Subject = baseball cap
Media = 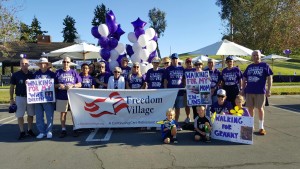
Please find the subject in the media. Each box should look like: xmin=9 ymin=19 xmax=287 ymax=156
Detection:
xmin=217 ymin=89 xmax=226 ymax=96
xmin=194 ymin=59 xmax=203 ymax=65
xmin=9 ymin=104 xmax=17 ymax=113
xmin=208 ymin=58 xmax=214 ymax=63
xmin=151 ymin=57 xmax=161 ymax=63
xmin=226 ymin=56 xmax=234 ymax=61
xmin=170 ymin=53 xmax=179 ymax=59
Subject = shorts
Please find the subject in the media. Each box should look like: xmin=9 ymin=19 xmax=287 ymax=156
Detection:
xmin=15 ymin=96 xmax=35 ymax=118
xmin=56 ymin=99 xmax=69 ymax=112
xmin=246 ymin=94 xmax=265 ymax=109
xmin=174 ymin=96 xmax=184 ymax=109
xmin=163 ymin=130 xmax=172 ymax=140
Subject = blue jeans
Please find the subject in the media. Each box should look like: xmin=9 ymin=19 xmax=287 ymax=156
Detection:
xmin=35 ymin=103 xmax=54 ymax=134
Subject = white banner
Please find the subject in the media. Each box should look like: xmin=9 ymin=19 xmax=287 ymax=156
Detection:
xmin=185 ymin=71 xmax=212 ymax=106
xmin=68 ymin=88 xmax=179 ymax=129
xmin=211 ymin=114 xmax=254 ymax=144
xmin=26 ymin=79 xmax=56 ymax=104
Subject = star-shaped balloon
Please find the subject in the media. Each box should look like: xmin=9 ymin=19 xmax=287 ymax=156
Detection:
xmin=131 ymin=17 xmax=147 ymax=29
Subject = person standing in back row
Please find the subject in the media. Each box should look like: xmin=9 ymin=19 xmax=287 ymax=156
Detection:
xmin=241 ymin=50 xmax=273 ymax=135
xmin=10 ymin=58 xmax=36 ymax=140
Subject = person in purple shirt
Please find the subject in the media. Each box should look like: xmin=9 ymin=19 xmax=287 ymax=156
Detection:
xmin=54 ymin=56 xmax=82 ymax=138
xmin=126 ymin=62 xmax=146 ymax=89
xmin=229 ymin=95 xmax=250 ymax=117
xmin=164 ymin=53 xmax=185 ymax=131
xmin=80 ymin=63 xmax=95 ymax=89
xmin=242 ymin=50 xmax=273 ymax=135
xmin=33 ymin=58 xmax=56 ymax=139
xmin=210 ymin=89 xmax=233 ymax=115
xmin=183 ymin=57 xmax=196 ymax=123
xmin=221 ymin=56 xmax=243 ymax=107
xmin=95 ymin=62 xmax=111 ymax=89
xmin=120 ymin=57 xmax=131 ymax=80
xmin=145 ymin=57 xmax=164 ymax=89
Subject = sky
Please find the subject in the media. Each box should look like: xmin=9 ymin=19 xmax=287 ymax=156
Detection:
xmin=15 ymin=0 xmax=224 ymax=58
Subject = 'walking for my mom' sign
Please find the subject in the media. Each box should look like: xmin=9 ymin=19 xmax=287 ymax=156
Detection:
xmin=185 ymin=71 xmax=211 ymax=106
xmin=26 ymin=79 xmax=56 ymax=104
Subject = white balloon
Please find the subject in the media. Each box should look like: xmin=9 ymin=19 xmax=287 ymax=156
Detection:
xmin=128 ymin=32 xmax=137 ymax=43
xmin=110 ymin=49 xmax=119 ymax=61
xmin=145 ymin=28 xmax=155 ymax=40
xmin=98 ymin=24 xmax=109 ymax=37
xmin=139 ymin=48 xmax=150 ymax=61
xmin=115 ymin=43 xmax=125 ymax=54
xmin=140 ymin=63 xmax=147 ymax=75
xmin=109 ymin=60 xmax=119 ymax=72
xmin=137 ymin=34 xmax=149 ymax=47
xmin=132 ymin=42 xmax=142 ymax=53
xmin=131 ymin=53 xmax=140 ymax=63
xmin=146 ymin=40 xmax=157 ymax=53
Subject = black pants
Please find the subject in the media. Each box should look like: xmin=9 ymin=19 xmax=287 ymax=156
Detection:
xmin=223 ymin=85 xmax=239 ymax=107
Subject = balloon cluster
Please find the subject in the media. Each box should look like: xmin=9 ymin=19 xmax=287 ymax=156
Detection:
xmin=126 ymin=17 xmax=158 ymax=74
xmin=91 ymin=10 xmax=126 ymax=71
xmin=20 ymin=54 xmax=27 ymax=58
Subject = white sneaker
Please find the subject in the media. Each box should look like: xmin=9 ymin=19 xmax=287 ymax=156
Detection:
xmin=46 ymin=132 xmax=53 ymax=139
xmin=184 ymin=117 xmax=191 ymax=123
xmin=36 ymin=133 xmax=45 ymax=139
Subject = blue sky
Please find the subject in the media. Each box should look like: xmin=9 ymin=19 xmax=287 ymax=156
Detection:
xmin=16 ymin=0 xmax=224 ymax=57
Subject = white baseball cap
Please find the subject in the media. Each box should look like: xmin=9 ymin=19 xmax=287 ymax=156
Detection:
xmin=217 ymin=89 xmax=226 ymax=96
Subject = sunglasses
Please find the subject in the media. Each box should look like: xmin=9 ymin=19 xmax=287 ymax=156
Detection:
xmin=164 ymin=62 xmax=169 ymax=65
xmin=63 ymin=61 xmax=70 ymax=63
xmin=114 ymin=71 xmax=120 ymax=73
xmin=133 ymin=66 xmax=139 ymax=68
xmin=217 ymin=95 xmax=225 ymax=98
xmin=123 ymin=60 xmax=129 ymax=62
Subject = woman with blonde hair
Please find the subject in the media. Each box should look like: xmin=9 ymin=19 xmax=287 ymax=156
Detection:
xmin=126 ymin=62 xmax=146 ymax=89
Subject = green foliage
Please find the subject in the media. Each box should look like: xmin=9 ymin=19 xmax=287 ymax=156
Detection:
xmin=91 ymin=4 xmax=109 ymax=26
xmin=29 ymin=16 xmax=48 ymax=42
xmin=148 ymin=8 xmax=167 ymax=58
xmin=20 ymin=22 xmax=31 ymax=41
xmin=62 ymin=15 xmax=78 ymax=43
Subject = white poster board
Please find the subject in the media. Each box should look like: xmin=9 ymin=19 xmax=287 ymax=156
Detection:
xmin=26 ymin=79 xmax=56 ymax=104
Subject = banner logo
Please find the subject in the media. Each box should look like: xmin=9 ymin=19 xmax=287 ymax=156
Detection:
xmin=84 ymin=92 xmax=128 ymax=118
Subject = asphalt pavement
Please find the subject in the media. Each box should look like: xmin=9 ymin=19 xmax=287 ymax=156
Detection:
xmin=0 ymin=95 xmax=300 ymax=169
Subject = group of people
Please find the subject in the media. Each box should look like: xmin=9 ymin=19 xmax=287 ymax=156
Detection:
xmin=9 ymin=50 xmax=272 ymax=142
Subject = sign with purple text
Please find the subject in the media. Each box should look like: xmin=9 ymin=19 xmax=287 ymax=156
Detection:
xmin=26 ymin=79 xmax=56 ymax=104
xmin=185 ymin=71 xmax=211 ymax=106
xmin=211 ymin=114 xmax=254 ymax=144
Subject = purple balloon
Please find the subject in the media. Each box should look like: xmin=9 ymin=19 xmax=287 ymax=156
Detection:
xmin=134 ymin=27 xmax=145 ymax=38
xmin=126 ymin=44 xmax=134 ymax=56
xmin=98 ymin=36 xmax=109 ymax=49
xmin=91 ymin=26 xmax=101 ymax=39
xmin=111 ymin=24 xmax=125 ymax=41
xmin=147 ymin=51 xmax=157 ymax=63
xmin=152 ymin=32 xmax=158 ymax=41
xmin=284 ymin=49 xmax=291 ymax=55
xmin=108 ymin=37 xmax=118 ymax=49
xmin=131 ymin=17 xmax=147 ymax=29
xmin=100 ymin=49 xmax=111 ymax=61
xmin=117 ymin=54 xmax=127 ymax=66
xmin=106 ymin=11 xmax=118 ymax=34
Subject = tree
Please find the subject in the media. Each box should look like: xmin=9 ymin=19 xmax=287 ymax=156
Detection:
xmin=20 ymin=22 xmax=31 ymax=41
xmin=29 ymin=16 xmax=48 ymax=42
xmin=216 ymin=0 xmax=300 ymax=55
xmin=62 ymin=15 xmax=78 ymax=43
xmin=91 ymin=3 xmax=109 ymax=26
xmin=148 ymin=8 xmax=167 ymax=58
xmin=0 ymin=0 xmax=20 ymax=57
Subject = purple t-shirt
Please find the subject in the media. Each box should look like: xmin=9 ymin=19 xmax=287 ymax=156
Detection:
xmin=145 ymin=68 xmax=164 ymax=89
xmin=204 ymin=67 xmax=221 ymax=89
xmin=210 ymin=100 xmax=233 ymax=114
xmin=127 ymin=73 xmax=145 ymax=89
xmin=164 ymin=65 xmax=185 ymax=96
xmin=121 ymin=66 xmax=131 ymax=80
xmin=96 ymin=72 xmax=111 ymax=89
xmin=221 ymin=67 xmax=242 ymax=86
xmin=184 ymin=68 xmax=196 ymax=74
xmin=55 ymin=69 xmax=82 ymax=100
xmin=243 ymin=62 xmax=273 ymax=94
xmin=34 ymin=70 xmax=56 ymax=79
xmin=79 ymin=73 xmax=95 ymax=88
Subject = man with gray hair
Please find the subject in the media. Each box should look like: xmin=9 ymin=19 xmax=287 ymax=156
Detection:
xmin=241 ymin=50 xmax=273 ymax=135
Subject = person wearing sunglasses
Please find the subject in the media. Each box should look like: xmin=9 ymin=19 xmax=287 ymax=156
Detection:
xmin=95 ymin=62 xmax=111 ymax=89
xmin=79 ymin=63 xmax=95 ymax=89
xmin=210 ymin=89 xmax=233 ymax=115
xmin=164 ymin=53 xmax=185 ymax=131
xmin=162 ymin=57 xmax=171 ymax=69
xmin=221 ymin=56 xmax=243 ymax=107
xmin=55 ymin=56 xmax=82 ymax=138
xmin=126 ymin=62 xmax=146 ymax=89
xmin=120 ymin=57 xmax=131 ymax=80
xmin=183 ymin=58 xmax=196 ymax=124
xmin=145 ymin=57 xmax=164 ymax=89
xmin=107 ymin=67 xmax=125 ymax=89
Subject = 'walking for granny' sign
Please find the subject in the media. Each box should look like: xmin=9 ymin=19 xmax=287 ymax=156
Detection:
xmin=185 ymin=71 xmax=212 ymax=106
xmin=26 ymin=79 xmax=56 ymax=104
